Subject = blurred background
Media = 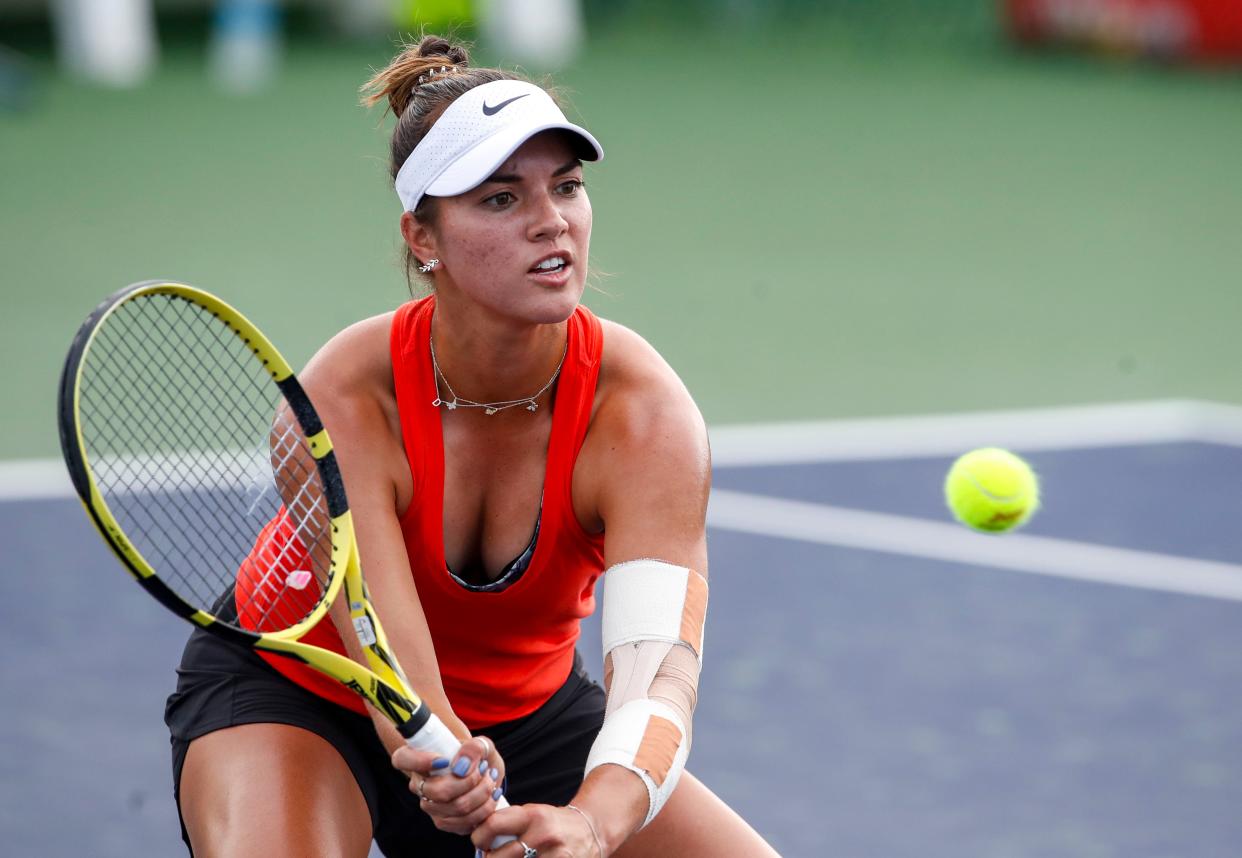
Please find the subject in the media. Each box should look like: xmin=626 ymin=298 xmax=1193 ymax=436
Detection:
xmin=3 ymin=2 xmax=1241 ymax=857
xmin=2 ymin=0 xmax=1241 ymax=455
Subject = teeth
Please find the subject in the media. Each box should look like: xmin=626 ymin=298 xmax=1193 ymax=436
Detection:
xmin=536 ymin=257 xmax=565 ymax=270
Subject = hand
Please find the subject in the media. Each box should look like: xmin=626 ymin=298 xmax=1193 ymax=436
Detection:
xmin=392 ymin=735 xmax=506 ymax=835
xmin=472 ymin=804 xmax=605 ymax=858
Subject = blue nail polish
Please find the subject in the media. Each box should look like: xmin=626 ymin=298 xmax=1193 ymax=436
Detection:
xmin=475 ymin=850 xmax=484 ymax=858
xmin=479 ymin=759 xmax=489 ymax=774
xmin=431 ymin=757 xmax=451 ymax=771
xmin=489 ymin=767 xmax=499 ymax=781
xmin=492 ymin=787 xmax=503 ymax=801
xmin=452 ymin=757 xmax=472 ymax=777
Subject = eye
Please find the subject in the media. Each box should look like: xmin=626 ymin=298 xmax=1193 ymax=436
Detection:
xmin=483 ymin=191 xmax=516 ymax=208
xmin=556 ymin=179 xmax=584 ymax=196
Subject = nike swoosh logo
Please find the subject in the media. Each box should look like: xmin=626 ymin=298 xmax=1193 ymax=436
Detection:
xmin=482 ymin=94 xmax=529 ymax=116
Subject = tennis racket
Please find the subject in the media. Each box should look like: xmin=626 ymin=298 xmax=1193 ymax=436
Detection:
xmin=58 ymin=280 xmax=512 ymax=844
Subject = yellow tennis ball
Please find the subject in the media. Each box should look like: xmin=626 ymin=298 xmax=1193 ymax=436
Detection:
xmin=944 ymin=447 xmax=1040 ymax=533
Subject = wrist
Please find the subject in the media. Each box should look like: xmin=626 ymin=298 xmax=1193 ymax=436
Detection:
xmin=571 ymin=766 xmax=649 ymax=854
xmin=565 ymin=804 xmax=606 ymax=858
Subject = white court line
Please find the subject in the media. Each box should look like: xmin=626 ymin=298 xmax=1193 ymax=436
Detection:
xmin=11 ymin=399 xmax=1242 ymax=499
xmin=1 ymin=458 xmax=73 ymax=500
xmin=10 ymin=399 xmax=1242 ymax=602
xmin=709 ymin=399 xmax=1242 ymax=465
xmin=708 ymin=489 xmax=1242 ymax=604
xmin=0 ymin=449 xmax=267 ymax=502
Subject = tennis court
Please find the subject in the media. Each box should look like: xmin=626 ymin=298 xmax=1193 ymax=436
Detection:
xmin=3 ymin=3 xmax=1241 ymax=856
xmin=4 ymin=402 xmax=1242 ymax=856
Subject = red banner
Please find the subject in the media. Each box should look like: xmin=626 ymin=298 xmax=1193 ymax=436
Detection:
xmin=1003 ymin=0 xmax=1242 ymax=61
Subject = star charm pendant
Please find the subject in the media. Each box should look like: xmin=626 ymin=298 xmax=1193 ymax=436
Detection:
xmin=484 ymin=407 xmax=499 ymax=415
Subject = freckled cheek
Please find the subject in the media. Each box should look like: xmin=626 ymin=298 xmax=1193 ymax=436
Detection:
xmin=455 ymin=229 xmax=505 ymax=273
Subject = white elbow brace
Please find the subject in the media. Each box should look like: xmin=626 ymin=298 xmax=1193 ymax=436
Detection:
xmin=585 ymin=559 xmax=708 ymax=828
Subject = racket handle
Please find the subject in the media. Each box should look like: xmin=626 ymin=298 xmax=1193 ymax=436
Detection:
xmin=406 ymin=712 xmax=516 ymax=848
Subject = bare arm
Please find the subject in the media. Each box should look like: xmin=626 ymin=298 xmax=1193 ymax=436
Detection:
xmin=576 ymin=347 xmax=711 ymax=854
xmin=473 ymin=326 xmax=712 ymax=856
xmin=302 ymin=321 xmax=504 ymax=836
xmin=300 ymin=318 xmax=471 ymax=752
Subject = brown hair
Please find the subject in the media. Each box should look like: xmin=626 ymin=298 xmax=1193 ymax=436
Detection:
xmin=361 ymin=35 xmax=527 ymax=288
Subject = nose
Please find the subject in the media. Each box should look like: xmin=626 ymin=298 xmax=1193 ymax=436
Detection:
xmin=527 ymin=189 xmax=569 ymax=243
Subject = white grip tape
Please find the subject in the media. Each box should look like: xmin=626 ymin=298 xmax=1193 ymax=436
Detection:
xmin=405 ymin=713 xmax=514 ymax=846
xmin=601 ymin=560 xmax=707 ymax=660
xmin=584 ymin=698 xmax=689 ymax=828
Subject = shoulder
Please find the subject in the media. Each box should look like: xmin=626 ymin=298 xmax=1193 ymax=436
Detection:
xmin=580 ymin=317 xmax=710 ymax=565
xmin=299 ymin=311 xmax=400 ymax=444
xmin=590 ymin=317 xmax=710 ymax=487
xmin=301 ymin=311 xmax=394 ymax=399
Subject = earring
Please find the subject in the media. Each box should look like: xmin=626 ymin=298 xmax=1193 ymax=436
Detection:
xmin=418 ymin=258 xmax=440 ymax=274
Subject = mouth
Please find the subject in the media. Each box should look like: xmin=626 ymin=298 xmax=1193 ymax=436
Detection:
xmin=529 ymin=253 xmax=570 ymax=275
xmin=528 ymin=252 xmax=573 ymax=285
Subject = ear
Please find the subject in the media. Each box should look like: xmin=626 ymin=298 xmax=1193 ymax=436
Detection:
xmin=400 ymin=211 xmax=438 ymax=265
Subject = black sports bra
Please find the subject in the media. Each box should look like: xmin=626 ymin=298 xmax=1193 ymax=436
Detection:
xmin=446 ymin=504 xmax=541 ymax=594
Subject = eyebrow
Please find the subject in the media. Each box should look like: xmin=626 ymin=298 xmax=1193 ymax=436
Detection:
xmin=480 ymin=159 xmax=582 ymax=186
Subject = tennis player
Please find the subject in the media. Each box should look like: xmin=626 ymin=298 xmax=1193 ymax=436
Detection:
xmin=165 ymin=35 xmax=777 ymax=858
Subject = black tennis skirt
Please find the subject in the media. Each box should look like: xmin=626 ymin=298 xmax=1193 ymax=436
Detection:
xmin=166 ymin=628 xmax=606 ymax=856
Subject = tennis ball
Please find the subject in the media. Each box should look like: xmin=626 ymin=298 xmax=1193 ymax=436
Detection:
xmin=944 ymin=448 xmax=1040 ymax=533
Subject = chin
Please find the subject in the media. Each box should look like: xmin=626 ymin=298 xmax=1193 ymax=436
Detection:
xmin=527 ymin=299 xmax=580 ymax=325
xmin=526 ymin=282 xmax=586 ymax=324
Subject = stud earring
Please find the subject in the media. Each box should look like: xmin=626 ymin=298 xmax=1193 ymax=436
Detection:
xmin=418 ymin=258 xmax=440 ymax=274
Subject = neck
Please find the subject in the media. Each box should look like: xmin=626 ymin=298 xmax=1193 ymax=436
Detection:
xmin=429 ymin=297 xmax=569 ymax=410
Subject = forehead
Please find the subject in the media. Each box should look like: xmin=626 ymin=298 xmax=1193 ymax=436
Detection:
xmin=494 ymin=130 xmax=583 ymax=175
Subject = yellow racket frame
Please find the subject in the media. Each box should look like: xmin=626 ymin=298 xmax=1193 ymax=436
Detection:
xmin=60 ymin=281 xmax=425 ymax=730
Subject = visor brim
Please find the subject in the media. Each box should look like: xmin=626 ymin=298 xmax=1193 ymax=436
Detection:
xmin=425 ymin=123 xmax=604 ymax=199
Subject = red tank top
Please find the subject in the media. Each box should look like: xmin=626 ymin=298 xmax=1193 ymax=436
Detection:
xmin=244 ymin=297 xmax=606 ymax=728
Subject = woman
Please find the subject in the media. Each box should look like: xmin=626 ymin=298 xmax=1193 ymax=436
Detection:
xmin=166 ymin=35 xmax=777 ymax=858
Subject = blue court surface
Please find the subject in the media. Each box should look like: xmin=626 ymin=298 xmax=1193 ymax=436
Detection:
xmin=3 ymin=401 xmax=1240 ymax=857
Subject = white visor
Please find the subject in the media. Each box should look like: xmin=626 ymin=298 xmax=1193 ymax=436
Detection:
xmin=394 ymin=79 xmax=604 ymax=213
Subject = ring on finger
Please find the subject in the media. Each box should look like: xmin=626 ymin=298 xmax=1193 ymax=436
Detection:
xmin=477 ymin=735 xmax=492 ymax=761
xmin=416 ymin=777 xmax=432 ymax=803
xmin=520 ymin=842 xmax=538 ymax=858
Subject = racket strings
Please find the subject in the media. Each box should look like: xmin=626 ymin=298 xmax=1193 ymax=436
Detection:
xmin=91 ymin=313 xmax=268 ymax=534
xmin=78 ymin=294 xmax=335 ymax=629
xmin=243 ymin=414 xmax=336 ymax=631
xmin=82 ymin=321 xmax=262 ymax=605
xmin=88 ymin=314 xmax=262 ymax=487
xmin=85 ymin=355 xmax=255 ymax=551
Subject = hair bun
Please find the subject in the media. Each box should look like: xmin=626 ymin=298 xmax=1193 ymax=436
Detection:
xmin=415 ymin=35 xmax=469 ymax=67
xmin=360 ymin=34 xmax=472 ymax=118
